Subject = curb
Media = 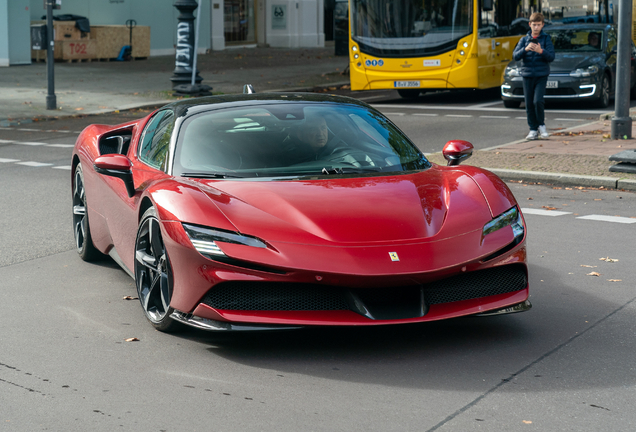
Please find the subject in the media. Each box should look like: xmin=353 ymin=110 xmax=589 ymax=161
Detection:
xmin=486 ymin=168 xmax=636 ymax=191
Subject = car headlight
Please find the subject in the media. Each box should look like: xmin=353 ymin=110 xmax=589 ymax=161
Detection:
xmin=504 ymin=66 xmax=520 ymax=77
xmin=569 ymin=65 xmax=599 ymax=77
xmin=483 ymin=207 xmax=524 ymax=241
xmin=183 ymin=223 xmax=267 ymax=259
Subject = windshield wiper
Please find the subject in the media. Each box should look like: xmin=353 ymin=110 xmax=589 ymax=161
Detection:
xmin=181 ymin=172 xmax=244 ymax=179
xmin=339 ymin=167 xmax=383 ymax=173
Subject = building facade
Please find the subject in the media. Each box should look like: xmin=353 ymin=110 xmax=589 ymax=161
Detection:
xmin=0 ymin=0 xmax=325 ymax=66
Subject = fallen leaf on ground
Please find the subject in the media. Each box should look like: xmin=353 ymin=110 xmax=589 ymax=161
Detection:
xmin=581 ymin=265 xmax=597 ymax=268
xmin=542 ymin=206 xmax=558 ymax=210
xmin=523 ymin=420 xmax=533 ymax=424
xmin=123 ymin=296 xmax=138 ymax=300
xmin=600 ymin=257 xmax=619 ymax=262
xmin=125 ymin=337 xmax=140 ymax=342
xmin=607 ymin=279 xmax=622 ymax=282
xmin=587 ymin=272 xmax=601 ymax=277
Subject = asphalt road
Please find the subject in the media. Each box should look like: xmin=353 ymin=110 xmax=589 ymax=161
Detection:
xmin=1 ymin=97 xmax=635 ymax=431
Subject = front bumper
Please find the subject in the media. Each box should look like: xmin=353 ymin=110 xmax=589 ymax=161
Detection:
xmin=501 ymin=74 xmax=601 ymax=101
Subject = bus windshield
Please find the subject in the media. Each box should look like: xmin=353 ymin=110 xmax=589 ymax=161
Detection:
xmin=351 ymin=0 xmax=472 ymax=58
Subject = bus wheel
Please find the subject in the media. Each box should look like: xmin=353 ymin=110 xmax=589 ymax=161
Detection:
xmin=503 ymin=100 xmax=521 ymax=108
xmin=397 ymin=89 xmax=421 ymax=98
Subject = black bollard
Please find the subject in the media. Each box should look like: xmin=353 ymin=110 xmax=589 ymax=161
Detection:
xmin=170 ymin=0 xmax=204 ymax=91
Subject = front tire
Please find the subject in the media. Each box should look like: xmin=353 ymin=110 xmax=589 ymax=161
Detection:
xmin=134 ymin=207 xmax=180 ymax=332
xmin=72 ymin=163 xmax=103 ymax=261
xmin=596 ymin=74 xmax=610 ymax=108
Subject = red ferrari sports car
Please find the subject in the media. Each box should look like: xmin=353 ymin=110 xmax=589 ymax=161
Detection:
xmin=72 ymin=92 xmax=530 ymax=332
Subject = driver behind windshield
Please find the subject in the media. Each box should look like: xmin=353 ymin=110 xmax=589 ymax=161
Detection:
xmin=588 ymin=32 xmax=600 ymax=49
xmin=283 ymin=114 xmax=343 ymax=164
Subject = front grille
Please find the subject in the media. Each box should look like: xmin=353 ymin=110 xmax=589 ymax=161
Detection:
xmin=202 ymin=264 xmax=527 ymax=318
xmin=546 ymin=88 xmax=576 ymax=96
xmin=424 ymin=265 xmax=527 ymax=304
xmin=203 ymin=282 xmax=349 ymax=311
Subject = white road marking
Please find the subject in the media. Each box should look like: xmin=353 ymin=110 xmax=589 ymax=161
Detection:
xmin=554 ymin=118 xmax=585 ymax=122
xmin=521 ymin=208 xmax=573 ymax=216
xmin=468 ymin=101 xmax=503 ymax=108
xmin=480 ymin=115 xmax=510 ymax=119
xmin=446 ymin=114 xmax=472 ymax=118
xmin=413 ymin=113 xmax=439 ymax=116
xmin=1 ymin=140 xmax=75 ymax=148
xmin=53 ymin=166 xmax=72 ymax=170
xmin=576 ymin=215 xmax=636 ymax=224
xmin=357 ymin=95 xmax=388 ymax=101
xmin=16 ymin=161 xmax=54 ymax=167
xmin=384 ymin=112 xmax=406 ymax=116
xmin=0 ymin=158 xmax=20 ymax=163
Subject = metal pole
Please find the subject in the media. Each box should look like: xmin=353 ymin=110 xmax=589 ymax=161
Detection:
xmin=45 ymin=0 xmax=57 ymax=110
xmin=191 ymin=3 xmax=201 ymax=86
xmin=611 ymin=0 xmax=632 ymax=139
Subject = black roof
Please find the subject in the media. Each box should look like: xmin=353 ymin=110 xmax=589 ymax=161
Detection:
xmin=163 ymin=92 xmax=372 ymax=118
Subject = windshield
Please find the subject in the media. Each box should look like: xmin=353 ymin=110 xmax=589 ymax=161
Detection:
xmin=546 ymin=29 xmax=604 ymax=52
xmin=173 ymin=103 xmax=430 ymax=179
xmin=351 ymin=0 xmax=472 ymax=57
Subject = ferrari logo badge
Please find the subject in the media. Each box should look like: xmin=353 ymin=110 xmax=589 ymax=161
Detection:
xmin=389 ymin=252 xmax=400 ymax=262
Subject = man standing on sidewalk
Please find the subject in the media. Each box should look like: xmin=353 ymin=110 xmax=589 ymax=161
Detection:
xmin=513 ymin=13 xmax=555 ymax=140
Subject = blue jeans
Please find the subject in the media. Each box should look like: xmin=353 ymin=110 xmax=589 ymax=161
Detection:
xmin=522 ymin=76 xmax=548 ymax=131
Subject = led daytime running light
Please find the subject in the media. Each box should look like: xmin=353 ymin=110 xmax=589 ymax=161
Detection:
xmin=183 ymin=223 xmax=267 ymax=258
xmin=483 ymin=207 xmax=523 ymax=238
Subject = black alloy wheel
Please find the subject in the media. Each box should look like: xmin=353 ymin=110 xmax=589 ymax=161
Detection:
xmin=72 ymin=163 xmax=102 ymax=261
xmin=596 ymin=74 xmax=610 ymax=108
xmin=134 ymin=207 xmax=179 ymax=332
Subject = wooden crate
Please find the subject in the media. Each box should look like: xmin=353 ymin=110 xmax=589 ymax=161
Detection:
xmin=53 ymin=21 xmax=90 ymax=41
xmin=91 ymin=25 xmax=150 ymax=59
xmin=55 ymin=40 xmax=96 ymax=60
xmin=31 ymin=40 xmax=97 ymax=62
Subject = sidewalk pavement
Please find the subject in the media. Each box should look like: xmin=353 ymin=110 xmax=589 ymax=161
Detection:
xmin=1 ymin=45 xmax=635 ymax=191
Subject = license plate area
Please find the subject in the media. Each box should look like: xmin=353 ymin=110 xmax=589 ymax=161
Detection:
xmin=546 ymin=81 xmax=558 ymax=88
xmin=394 ymin=81 xmax=420 ymax=88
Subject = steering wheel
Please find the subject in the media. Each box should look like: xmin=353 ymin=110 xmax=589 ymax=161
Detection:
xmin=327 ymin=147 xmax=382 ymax=168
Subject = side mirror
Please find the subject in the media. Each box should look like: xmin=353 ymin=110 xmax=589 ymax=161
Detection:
xmin=483 ymin=0 xmax=493 ymax=11
xmin=94 ymin=154 xmax=136 ymax=198
xmin=442 ymin=140 xmax=474 ymax=166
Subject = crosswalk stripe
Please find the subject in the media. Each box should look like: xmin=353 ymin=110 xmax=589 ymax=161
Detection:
xmin=576 ymin=215 xmax=636 ymax=224
xmin=16 ymin=161 xmax=54 ymax=167
xmin=521 ymin=208 xmax=573 ymax=216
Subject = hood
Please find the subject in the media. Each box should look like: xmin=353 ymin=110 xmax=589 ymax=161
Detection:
xmin=549 ymin=52 xmax=604 ymax=73
xmin=193 ymin=166 xmax=491 ymax=245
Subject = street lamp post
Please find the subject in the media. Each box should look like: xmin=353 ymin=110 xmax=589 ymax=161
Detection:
xmin=611 ymin=0 xmax=633 ymax=139
xmin=170 ymin=0 xmax=204 ymax=92
xmin=45 ymin=0 xmax=57 ymax=110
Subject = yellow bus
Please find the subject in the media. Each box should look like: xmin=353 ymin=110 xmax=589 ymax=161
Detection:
xmin=348 ymin=0 xmax=538 ymax=97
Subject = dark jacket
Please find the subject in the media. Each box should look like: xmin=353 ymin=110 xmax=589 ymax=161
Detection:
xmin=513 ymin=30 xmax=555 ymax=77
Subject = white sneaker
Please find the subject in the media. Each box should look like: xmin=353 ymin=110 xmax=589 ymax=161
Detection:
xmin=538 ymin=125 xmax=549 ymax=138
xmin=526 ymin=130 xmax=538 ymax=140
